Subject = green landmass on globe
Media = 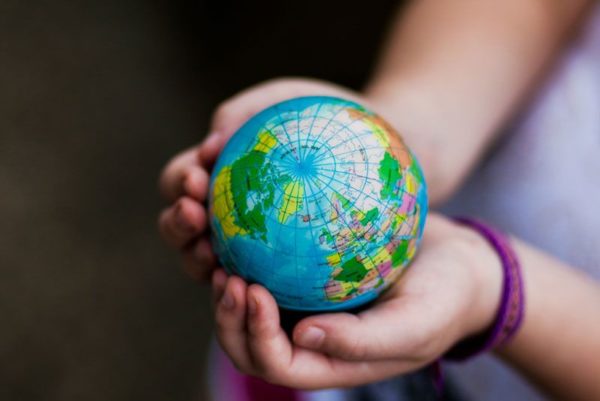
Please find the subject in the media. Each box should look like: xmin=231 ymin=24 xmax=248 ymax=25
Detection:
xmin=209 ymin=96 xmax=428 ymax=311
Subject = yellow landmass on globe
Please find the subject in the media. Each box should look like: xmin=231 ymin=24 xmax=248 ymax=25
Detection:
xmin=406 ymin=173 xmax=417 ymax=195
xmin=212 ymin=166 xmax=248 ymax=238
xmin=363 ymin=246 xmax=391 ymax=269
xmin=326 ymin=252 xmax=341 ymax=266
xmin=278 ymin=179 xmax=304 ymax=223
xmin=253 ymin=130 xmax=277 ymax=153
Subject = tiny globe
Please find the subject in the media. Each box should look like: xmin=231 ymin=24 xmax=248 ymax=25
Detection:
xmin=209 ymin=96 xmax=428 ymax=311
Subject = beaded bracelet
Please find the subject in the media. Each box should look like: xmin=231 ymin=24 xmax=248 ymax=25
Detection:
xmin=444 ymin=217 xmax=526 ymax=361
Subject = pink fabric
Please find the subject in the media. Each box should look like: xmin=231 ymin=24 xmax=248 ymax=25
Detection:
xmin=245 ymin=375 xmax=300 ymax=401
xmin=213 ymin=343 xmax=301 ymax=401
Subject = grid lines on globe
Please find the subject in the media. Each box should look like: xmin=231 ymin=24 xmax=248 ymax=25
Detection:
xmin=210 ymin=97 xmax=426 ymax=310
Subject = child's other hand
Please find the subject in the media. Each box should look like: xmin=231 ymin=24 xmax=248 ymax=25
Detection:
xmin=212 ymin=214 xmax=503 ymax=389
xmin=157 ymin=78 xmax=366 ymax=282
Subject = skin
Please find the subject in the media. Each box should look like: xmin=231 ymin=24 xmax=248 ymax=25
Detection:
xmin=157 ymin=0 xmax=600 ymax=398
xmin=209 ymin=215 xmax=504 ymax=390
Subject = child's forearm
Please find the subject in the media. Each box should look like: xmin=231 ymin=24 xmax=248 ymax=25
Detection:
xmin=494 ymin=241 xmax=600 ymax=401
xmin=363 ymin=0 xmax=591 ymax=204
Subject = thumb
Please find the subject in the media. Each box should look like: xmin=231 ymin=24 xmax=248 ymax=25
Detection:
xmin=292 ymin=299 xmax=435 ymax=362
xmin=293 ymin=313 xmax=374 ymax=360
xmin=208 ymin=78 xmax=364 ymax=142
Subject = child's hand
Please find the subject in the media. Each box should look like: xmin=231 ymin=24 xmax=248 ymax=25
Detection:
xmin=212 ymin=214 xmax=503 ymax=390
xmin=158 ymin=78 xmax=367 ymax=281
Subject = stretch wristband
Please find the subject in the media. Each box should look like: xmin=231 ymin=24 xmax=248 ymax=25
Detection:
xmin=444 ymin=217 xmax=525 ymax=361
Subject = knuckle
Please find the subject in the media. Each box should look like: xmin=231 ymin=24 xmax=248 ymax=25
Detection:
xmin=248 ymin=349 xmax=288 ymax=385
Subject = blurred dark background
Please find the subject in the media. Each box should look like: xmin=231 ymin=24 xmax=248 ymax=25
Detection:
xmin=0 ymin=1 xmax=400 ymax=399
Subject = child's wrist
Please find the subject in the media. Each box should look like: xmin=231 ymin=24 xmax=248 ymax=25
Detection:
xmin=451 ymin=221 xmax=504 ymax=342
xmin=446 ymin=218 xmax=525 ymax=361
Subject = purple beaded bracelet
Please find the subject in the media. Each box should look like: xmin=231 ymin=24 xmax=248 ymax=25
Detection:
xmin=444 ymin=217 xmax=526 ymax=361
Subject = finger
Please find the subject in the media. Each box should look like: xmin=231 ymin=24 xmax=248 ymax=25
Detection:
xmin=285 ymin=353 xmax=415 ymax=390
xmin=158 ymin=197 xmax=206 ymax=249
xmin=293 ymin=296 xmax=434 ymax=362
xmin=245 ymin=285 xmax=294 ymax=380
xmin=209 ymin=78 xmax=363 ymax=139
xmin=182 ymin=165 xmax=209 ymax=201
xmin=241 ymin=287 xmax=422 ymax=389
xmin=181 ymin=235 xmax=218 ymax=282
xmin=159 ymin=146 xmax=207 ymax=202
xmin=198 ymin=131 xmax=224 ymax=170
xmin=211 ymin=268 xmax=227 ymax=305
xmin=244 ymin=337 xmax=416 ymax=390
xmin=214 ymin=276 xmax=254 ymax=374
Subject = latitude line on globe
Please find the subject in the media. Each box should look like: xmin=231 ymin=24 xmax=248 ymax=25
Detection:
xmin=312 ymin=144 xmax=393 ymax=167
xmin=263 ymin=117 xmax=302 ymax=165
xmin=301 ymin=102 xmax=343 ymax=160
xmin=305 ymin=115 xmax=373 ymax=218
xmin=313 ymin=168 xmax=405 ymax=237
xmin=310 ymin=112 xmax=386 ymax=165
xmin=301 ymin=102 xmax=356 ymax=161
xmin=309 ymin=161 xmax=384 ymax=168
xmin=314 ymin=130 xmax=389 ymax=219
xmin=301 ymin=102 xmax=351 ymax=156
xmin=310 ymin=161 xmax=408 ymax=256
xmin=311 ymin=138 xmax=382 ymax=166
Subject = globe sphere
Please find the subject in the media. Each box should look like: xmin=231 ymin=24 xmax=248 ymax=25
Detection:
xmin=209 ymin=96 xmax=427 ymax=311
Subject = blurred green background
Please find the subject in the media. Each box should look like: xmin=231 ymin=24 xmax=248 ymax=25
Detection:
xmin=0 ymin=1 xmax=399 ymax=399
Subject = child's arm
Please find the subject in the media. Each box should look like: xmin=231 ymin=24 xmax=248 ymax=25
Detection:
xmin=496 ymin=241 xmax=600 ymax=400
xmin=364 ymin=0 xmax=592 ymax=204
xmin=213 ymin=214 xmax=600 ymax=400
xmin=158 ymin=1 xmax=591 ymax=280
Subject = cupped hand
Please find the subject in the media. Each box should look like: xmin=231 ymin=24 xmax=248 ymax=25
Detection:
xmin=157 ymin=78 xmax=369 ymax=281
xmin=212 ymin=214 xmax=503 ymax=390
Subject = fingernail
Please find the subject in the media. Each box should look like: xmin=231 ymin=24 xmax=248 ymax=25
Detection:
xmin=221 ymin=290 xmax=235 ymax=309
xmin=298 ymin=326 xmax=325 ymax=348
